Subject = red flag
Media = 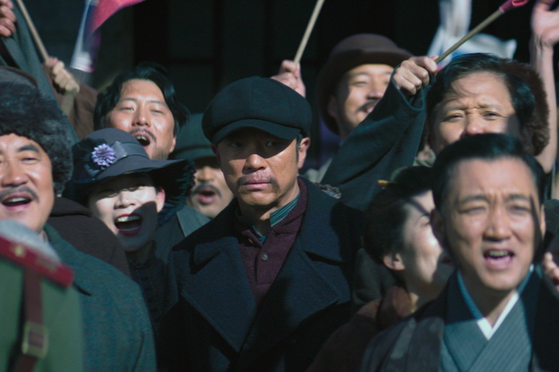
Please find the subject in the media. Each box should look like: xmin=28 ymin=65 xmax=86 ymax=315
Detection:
xmin=90 ymin=0 xmax=145 ymax=33
xmin=71 ymin=0 xmax=145 ymax=72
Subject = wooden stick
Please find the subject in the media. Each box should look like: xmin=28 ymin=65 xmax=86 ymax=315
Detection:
xmin=435 ymin=9 xmax=501 ymax=64
xmin=294 ymin=0 xmax=325 ymax=65
xmin=14 ymin=0 xmax=48 ymax=62
xmin=434 ymin=0 xmax=529 ymax=64
xmin=15 ymin=0 xmax=78 ymax=115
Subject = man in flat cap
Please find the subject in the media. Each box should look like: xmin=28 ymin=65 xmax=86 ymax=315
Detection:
xmin=170 ymin=113 xmax=234 ymax=220
xmin=158 ymin=76 xmax=366 ymax=372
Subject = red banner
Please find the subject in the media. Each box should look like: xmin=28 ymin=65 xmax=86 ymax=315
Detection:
xmin=90 ymin=0 xmax=145 ymax=33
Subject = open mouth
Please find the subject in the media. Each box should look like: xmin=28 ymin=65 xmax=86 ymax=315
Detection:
xmin=483 ymin=250 xmax=514 ymax=268
xmin=364 ymin=104 xmax=376 ymax=114
xmin=360 ymin=100 xmax=380 ymax=115
xmin=134 ymin=134 xmax=151 ymax=147
xmin=196 ymin=187 xmax=218 ymax=204
xmin=115 ymin=214 xmax=143 ymax=236
xmin=2 ymin=194 xmax=32 ymax=207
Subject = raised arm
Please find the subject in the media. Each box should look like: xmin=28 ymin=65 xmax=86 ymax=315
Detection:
xmin=45 ymin=56 xmax=80 ymax=94
xmin=0 ymin=0 xmax=15 ymax=38
xmin=321 ymin=56 xmax=438 ymax=211
xmin=270 ymin=59 xmax=306 ymax=97
xmin=393 ymin=56 xmax=438 ymax=98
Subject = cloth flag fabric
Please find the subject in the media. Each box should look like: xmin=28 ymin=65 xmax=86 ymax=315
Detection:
xmin=71 ymin=0 xmax=145 ymax=72
xmin=89 ymin=0 xmax=145 ymax=33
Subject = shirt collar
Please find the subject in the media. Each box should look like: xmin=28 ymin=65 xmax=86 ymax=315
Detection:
xmin=235 ymin=192 xmax=301 ymax=240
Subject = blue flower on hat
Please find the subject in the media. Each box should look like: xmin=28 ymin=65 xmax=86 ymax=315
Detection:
xmin=91 ymin=144 xmax=116 ymax=169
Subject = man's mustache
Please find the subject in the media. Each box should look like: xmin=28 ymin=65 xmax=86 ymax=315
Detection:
xmin=358 ymin=99 xmax=380 ymax=112
xmin=130 ymin=128 xmax=157 ymax=143
xmin=236 ymin=175 xmax=279 ymax=189
xmin=0 ymin=186 xmax=39 ymax=202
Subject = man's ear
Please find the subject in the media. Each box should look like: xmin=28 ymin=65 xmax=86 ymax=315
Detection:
xmin=297 ymin=137 xmax=311 ymax=169
xmin=155 ymin=187 xmax=166 ymax=213
xmin=383 ymin=251 xmax=405 ymax=272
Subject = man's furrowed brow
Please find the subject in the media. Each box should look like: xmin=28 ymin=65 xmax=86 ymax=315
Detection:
xmin=458 ymin=193 xmax=533 ymax=204
xmin=458 ymin=194 xmax=488 ymax=204
xmin=506 ymin=194 xmax=532 ymax=203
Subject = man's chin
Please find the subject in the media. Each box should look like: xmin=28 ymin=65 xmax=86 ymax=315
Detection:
xmin=198 ymin=205 xmax=221 ymax=219
xmin=150 ymin=148 xmax=171 ymax=160
xmin=0 ymin=215 xmax=44 ymax=234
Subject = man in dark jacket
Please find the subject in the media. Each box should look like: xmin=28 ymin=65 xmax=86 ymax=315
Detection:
xmin=360 ymin=134 xmax=559 ymax=372
xmin=158 ymin=76 xmax=366 ymax=372
xmin=170 ymin=113 xmax=233 ymax=220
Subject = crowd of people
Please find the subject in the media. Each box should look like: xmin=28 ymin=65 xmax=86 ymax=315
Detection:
xmin=2 ymin=0 xmax=559 ymax=371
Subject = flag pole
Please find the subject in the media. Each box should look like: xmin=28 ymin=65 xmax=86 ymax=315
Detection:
xmin=15 ymin=0 xmax=78 ymax=114
xmin=294 ymin=0 xmax=325 ymax=65
xmin=435 ymin=0 xmax=529 ymax=64
xmin=14 ymin=0 xmax=48 ymax=62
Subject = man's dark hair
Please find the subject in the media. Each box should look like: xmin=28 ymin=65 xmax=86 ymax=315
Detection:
xmin=432 ymin=133 xmax=545 ymax=212
xmin=425 ymin=53 xmax=549 ymax=156
xmin=0 ymin=82 xmax=73 ymax=194
xmin=364 ymin=166 xmax=433 ymax=271
xmin=94 ymin=64 xmax=189 ymax=134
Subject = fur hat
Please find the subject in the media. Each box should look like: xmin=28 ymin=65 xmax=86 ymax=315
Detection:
xmin=0 ymin=67 xmax=74 ymax=194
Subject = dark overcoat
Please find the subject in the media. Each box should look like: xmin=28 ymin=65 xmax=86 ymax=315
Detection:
xmin=359 ymin=267 xmax=559 ymax=372
xmin=321 ymin=80 xmax=427 ymax=211
xmin=46 ymin=224 xmax=157 ymax=372
xmin=158 ymin=178 xmax=364 ymax=372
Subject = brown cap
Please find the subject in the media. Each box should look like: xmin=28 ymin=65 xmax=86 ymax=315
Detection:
xmin=317 ymin=34 xmax=412 ymax=135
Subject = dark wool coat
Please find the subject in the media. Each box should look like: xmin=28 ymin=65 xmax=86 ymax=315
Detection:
xmin=46 ymin=224 xmax=157 ymax=372
xmin=359 ymin=267 xmax=559 ymax=372
xmin=321 ymin=79 xmax=427 ymax=211
xmin=48 ymin=196 xmax=131 ymax=277
xmin=158 ymin=178 xmax=364 ymax=372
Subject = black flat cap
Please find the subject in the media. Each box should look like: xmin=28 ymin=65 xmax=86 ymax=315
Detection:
xmin=202 ymin=77 xmax=312 ymax=144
